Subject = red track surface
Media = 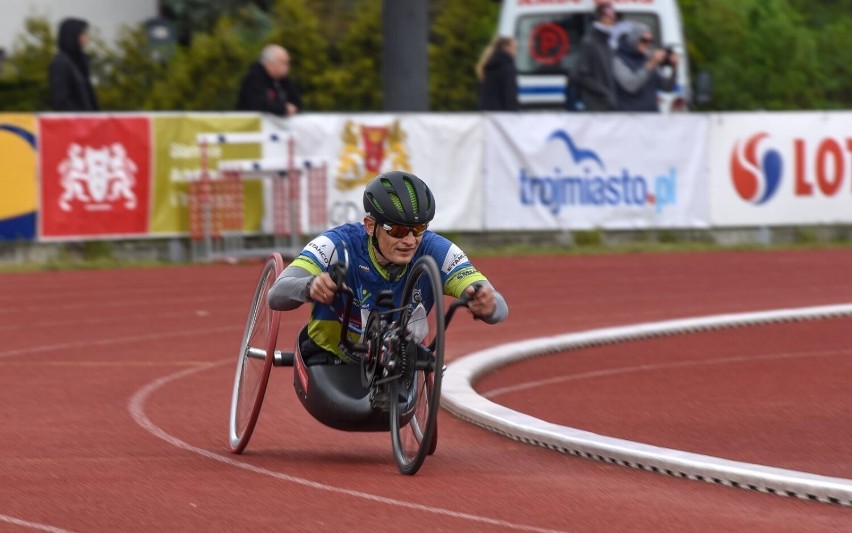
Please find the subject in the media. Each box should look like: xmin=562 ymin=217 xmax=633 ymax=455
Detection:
xmin=2 ymin=249 xmax=851 ymax=532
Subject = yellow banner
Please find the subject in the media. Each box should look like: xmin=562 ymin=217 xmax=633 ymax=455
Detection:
xmin=0 ymin=114 xmax=37 ymax=240
xmin=151 ymin=114 xmax=263 ymax=234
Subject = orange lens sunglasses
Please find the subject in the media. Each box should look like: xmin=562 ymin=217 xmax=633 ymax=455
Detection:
xmin=381 ymin=222 xmax=428 ymax=238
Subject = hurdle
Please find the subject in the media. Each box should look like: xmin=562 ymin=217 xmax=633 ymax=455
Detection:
xmin=190 ymin=131 xmax=328 ymax=262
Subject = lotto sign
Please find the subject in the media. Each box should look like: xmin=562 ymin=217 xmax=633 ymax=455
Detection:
xmin=709 ymin=112 xmax=852 ymax=226
xmin=39 ymin=116 xmax=152 ymax=238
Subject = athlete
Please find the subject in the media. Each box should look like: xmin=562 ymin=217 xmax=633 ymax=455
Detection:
xmin=268 ymin=171 xmax=508 ymax=363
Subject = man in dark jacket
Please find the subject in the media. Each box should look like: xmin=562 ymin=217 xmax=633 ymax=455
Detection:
xmin=571 ymin=2 xmax=617 ymax=111
xmin=613 ymin=22 xmax=678 ymax=112
xmin=235 ymin=44 xmax=302 ymax=117
xmin=48 ymin=18 xmax=99 ymax=111
xmin=477 ymin=37 xmax=519 ymax=111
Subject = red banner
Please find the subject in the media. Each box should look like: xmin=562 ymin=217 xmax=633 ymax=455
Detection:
xmin=39 ymin=116 xmax=151 ymax=238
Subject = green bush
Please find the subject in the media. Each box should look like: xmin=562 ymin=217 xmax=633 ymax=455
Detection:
xmin=2 ymin=1 xmax=849 ymax=112
xmin=2 ymin=17 xmax=54 ymax=110
xmin=429 ymin=0 xmax=498 ymax=111
xmin=266 ymin=0 xmax=334 ymax=111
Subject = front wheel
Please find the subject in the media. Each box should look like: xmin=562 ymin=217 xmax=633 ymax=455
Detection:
xmin=390 ymin=255 xmax=445 ymax=475
xmin=228 ymin=253 xmax=283 ymax=453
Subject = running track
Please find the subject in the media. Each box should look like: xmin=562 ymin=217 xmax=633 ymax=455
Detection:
xmin=1 ymin=249 xmax=851 ymax=532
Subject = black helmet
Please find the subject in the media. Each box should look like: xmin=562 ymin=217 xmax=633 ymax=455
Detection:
xmin=363 ymin=171 xmax=435 ymax=225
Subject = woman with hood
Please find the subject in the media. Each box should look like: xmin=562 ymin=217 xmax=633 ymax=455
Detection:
xmin=612 ymin=22 xmax=678 ymax=112
xmin=49 ymin=18 xmax=99 ymax=111
xmin=476 ymin=36 xmax=519 ymax=111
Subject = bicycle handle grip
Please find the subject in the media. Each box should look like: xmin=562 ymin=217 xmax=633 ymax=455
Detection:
xmin=461 ymin=282 xmax=484 ymax=303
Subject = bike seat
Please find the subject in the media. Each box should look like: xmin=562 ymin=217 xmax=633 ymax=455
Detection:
xmin=292 ymin=327 xmax=390 ymax=432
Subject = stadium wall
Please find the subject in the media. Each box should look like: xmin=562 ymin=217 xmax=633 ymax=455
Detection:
xmin=1 ymin=111 xmax=851 ymax=251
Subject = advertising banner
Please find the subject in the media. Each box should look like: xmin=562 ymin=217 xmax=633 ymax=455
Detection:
xmin=484 ymin=114 xmax=710 ymax=230
xmin=284 ymin=113 xmax=484 ymax=231
xmin=709 ymin=112 xmax=852 ymax=226
xmin=151 ymin=114 xmax=263 ymax=234
xmin=0 ymin=114 xmax=38 ymax=240
xmin=39 ymin=115 xmax=151 ymax=239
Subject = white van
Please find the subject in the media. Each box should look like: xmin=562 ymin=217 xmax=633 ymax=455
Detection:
xmin=497 ymin=0 xmax=691 ymax=111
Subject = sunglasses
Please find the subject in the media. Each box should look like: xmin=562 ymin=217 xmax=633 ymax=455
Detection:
xmin=381 ymin=222 xmax=428 ymax=238
xmin=640 ymin=37 xmax=654 ymax=44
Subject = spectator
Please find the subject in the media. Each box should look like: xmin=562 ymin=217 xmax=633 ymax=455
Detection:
xmin=476 ymin=36 xmax=519 ymax=111
xmin=571 ymin=2 xmax=617 ymax=111
xmin=235 ymin=44 xmax=302 ymax=117
xmin=48 ymin=18 xmax=99 ymax=111
xmin=613 ymin=22 xmax=678 ymax=112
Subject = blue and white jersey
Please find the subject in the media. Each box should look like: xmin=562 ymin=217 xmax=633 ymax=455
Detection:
xmin=289 ymin=223 xmax=487 ymax=360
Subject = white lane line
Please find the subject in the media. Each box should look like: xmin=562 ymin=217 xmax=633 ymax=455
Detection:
xmin=0 ymin=294 xmax=234 ymax=315
xmin=0 ymin=309 xmax=241 ymax=333
xmin=0 ymin=326 xmax=242 ymax=360
xmin=485 ymin=347 xmax=852 ymax=399
xmin=0 ymin=514 xmax=77 ymax=533
xmin=443 ymin=303 xmax=852 ymax=506
xmin=127 ymin=360 xmax=570 ymax=533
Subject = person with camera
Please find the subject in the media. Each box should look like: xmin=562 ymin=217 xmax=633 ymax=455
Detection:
xmin=612 ymin=22 xmax=678 ymax=112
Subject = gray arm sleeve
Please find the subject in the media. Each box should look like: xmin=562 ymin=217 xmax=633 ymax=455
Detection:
xmin=468 ymin=281 xmax=508 ymax=325
xmin=268 ymin=264 xmax=314 ymax=311
xmin=613 ymin=57 xmax=651 ymax=94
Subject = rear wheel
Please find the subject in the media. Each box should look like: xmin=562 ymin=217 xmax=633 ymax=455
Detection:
xmin=390 ymin=255 xmax=445 ymax=475
xmin=228 ymin=254 xmax=283 ymax=453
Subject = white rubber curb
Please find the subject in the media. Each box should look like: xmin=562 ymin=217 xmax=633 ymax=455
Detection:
xmin=442 ymin=304 xmax=852 ymax=506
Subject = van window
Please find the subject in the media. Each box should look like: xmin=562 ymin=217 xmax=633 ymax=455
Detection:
xmin=515 ymin=13 xmax=662 ymax=76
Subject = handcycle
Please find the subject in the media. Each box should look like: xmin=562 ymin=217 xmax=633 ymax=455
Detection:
xmin=227 ymin=241 xmax=476 ymax=475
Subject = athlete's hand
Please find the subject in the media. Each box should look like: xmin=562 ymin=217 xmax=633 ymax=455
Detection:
xmin=465 ymin=284 xmax=495 ymax=320
xmin=309 ymin=273 xmax=337 ymax=305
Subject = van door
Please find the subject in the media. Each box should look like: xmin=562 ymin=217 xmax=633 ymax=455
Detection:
xmin=502 ymin=0 xmax=689 ymax=111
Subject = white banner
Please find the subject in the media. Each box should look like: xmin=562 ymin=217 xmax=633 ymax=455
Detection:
xmin=484 ymin=114 xmax=710 ymax=230
xmin=709 ymin=112 xmax=852 ymax=226
xmin=273 ymin=113 xmax=484 ymax=232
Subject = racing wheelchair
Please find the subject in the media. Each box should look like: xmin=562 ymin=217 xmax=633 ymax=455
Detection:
xmin=227 ymin=242 xmax=476 ymax=475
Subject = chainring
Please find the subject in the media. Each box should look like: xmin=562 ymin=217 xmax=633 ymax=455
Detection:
xmin=360 ymin=309 xmax=383 ymax=388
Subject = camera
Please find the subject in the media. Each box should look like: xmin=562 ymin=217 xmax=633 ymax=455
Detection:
xmin=661 ymin=46 xmax=675 ymax=67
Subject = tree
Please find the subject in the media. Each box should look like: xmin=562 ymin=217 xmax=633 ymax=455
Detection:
xmin=2 ymin=1 xmax=849 ymax=112
xmin=160 ymin=0 xmax=274 ymax=45
xmin=317 ymin=0 xmax=382 ymax=111
xmin=429 ymin=0 xmax=499 ymax=111
xmin=146 ymin=17 xmax=254 ymax=111
xmin=0 ymin=17 xmax=55 ymax=110
xmin=680 ymin=0 xmax=828 ymax=110
xmin=814 ymin=19 xmax=852 ymax=107
xmin=95 ymin=25 xmax=170 ymax=111
xmin=265 ymin=0 xmax=334 ymax=111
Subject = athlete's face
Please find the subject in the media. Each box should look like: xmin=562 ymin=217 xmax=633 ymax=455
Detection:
xmin=364 ymin=217 xmax=423 ymax=266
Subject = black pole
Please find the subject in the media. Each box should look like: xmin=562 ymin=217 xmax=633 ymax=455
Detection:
xmin=382 ymin=0 xmax=429 ymax=111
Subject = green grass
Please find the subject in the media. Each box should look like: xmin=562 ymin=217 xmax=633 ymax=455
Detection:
xmin=0 ymin=257 xmax=178 ymax=273
xmin=464 ymin=237 xmax=852 ymax=258
xmin=2 ymin=233 xmax=851 ymax=273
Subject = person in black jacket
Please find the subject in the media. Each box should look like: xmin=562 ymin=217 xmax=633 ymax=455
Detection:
xmin=235 ymin=44 xmax=302 ymax=117
xmin=48 ymin=18 xmax=99 ymax=111
xmin=476 ymin=36 xmax=519 ymax=111
xmin=613 ymin=22 xmax=678 ymax=112
xmin=571 ymin=2 xmax=617 ymax=111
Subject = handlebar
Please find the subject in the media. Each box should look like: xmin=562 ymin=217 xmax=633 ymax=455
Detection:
xmin=444 ymin=282 xmax=483 ymax=330
xmin=328 ymin=245 xmax=369 ymax=355
xmin=332 ymin=260 xmax=482 ymax=356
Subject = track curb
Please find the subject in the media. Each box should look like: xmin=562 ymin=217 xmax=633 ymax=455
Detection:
xmin=442 ymin=304 xmax=852 ymax=507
